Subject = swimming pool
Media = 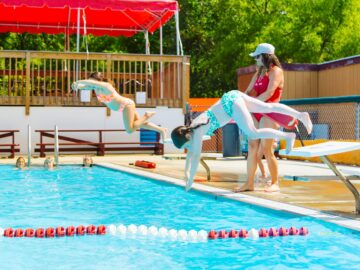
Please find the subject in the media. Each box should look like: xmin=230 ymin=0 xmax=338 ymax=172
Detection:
xmin=0 ymin=164 xmax=359 ymax=269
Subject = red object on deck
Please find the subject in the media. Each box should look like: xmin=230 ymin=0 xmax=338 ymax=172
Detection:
xmin=135 ymin=160 xmax=156 ymax=169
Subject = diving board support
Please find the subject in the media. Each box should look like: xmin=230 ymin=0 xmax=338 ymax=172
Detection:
xmin=280 ymin=141 xmax=360 ymax=214
xmin=319 ymin=155 xmax=360 ymax=214
xmin=199 ymin=158 xmax=211 ymax=181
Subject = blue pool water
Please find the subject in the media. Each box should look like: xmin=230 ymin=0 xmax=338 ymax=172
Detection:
xmin=0 ymin=165 xmax=359 ymax=269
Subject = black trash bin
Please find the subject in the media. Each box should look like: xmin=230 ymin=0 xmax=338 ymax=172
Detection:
xmin=222 ymin=123 xmax=240 ymax=157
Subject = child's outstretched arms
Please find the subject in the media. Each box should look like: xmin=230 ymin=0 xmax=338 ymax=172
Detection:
xmin=184 ymin=128 xmax=205 ymax=191
xmin=71 ymin=79 xmax=112 ymax=92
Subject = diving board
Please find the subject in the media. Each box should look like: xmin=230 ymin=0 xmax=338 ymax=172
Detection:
xmin=279 ymin=141 xmax=360 ymax=158
xmin=279 ymin=141 xmax=360 ymax=214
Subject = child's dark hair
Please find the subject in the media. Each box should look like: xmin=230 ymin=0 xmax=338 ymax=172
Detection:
xmin=171 ymin=119 xmax=209 ymax=149
xmin=89 ymin=72 xmax=115 ymax=86
xmin=257 ymin=54 xmax=282 ymax=77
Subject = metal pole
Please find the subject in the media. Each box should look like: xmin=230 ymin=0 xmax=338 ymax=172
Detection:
xmin=54 ymin=125 xmax=59 ymax=165
xmin=27 ymin=124 xmax=31 ymax=167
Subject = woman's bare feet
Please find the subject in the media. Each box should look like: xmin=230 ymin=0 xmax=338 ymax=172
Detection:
xmin=233 ymin=183 xmax=254 ymax=192
xmin=264 ymin=183 xmax=280 ymax=192
xmin=285 ymin=133 xmax=296 ymax=154
xmin=144 ymin=111 xmax=156 ymax=119
xmin=299 ymin=112 xmax=313 ymax=134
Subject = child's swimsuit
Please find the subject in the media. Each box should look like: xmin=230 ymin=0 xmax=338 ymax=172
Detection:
xmin=204 ymin=90 xmax=241 ymax=136
xmin=205 ymin=110 xmax=220 ymax=136
xmin=97 ymin=93 xmax=135 ymax=112
xmin=221 ymin=90 xmax=241 ymax=117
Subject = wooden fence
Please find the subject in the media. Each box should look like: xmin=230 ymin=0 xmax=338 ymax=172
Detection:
xmin=0 ymin=51 xmax=190 ymax=115
xmin=237 ymin=55 xmax=360 ymax=99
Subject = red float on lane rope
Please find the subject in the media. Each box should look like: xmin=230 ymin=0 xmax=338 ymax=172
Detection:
xmin=66 ymin=226 xmax=75 ymax=237
xmin=76 ymin=225 xmax=86 ymax=236
xmin=97 ymin=225 xmax=106 ymax=235
xmin=35 ymin=228 xmax=45 ymax=238
xmin=25 ymin=228 xmax=34 ymax=237
xmin=14 ymin=228 xmax=24 ymax=237
xmin=86 ymin=225 xmax=96 ymax=235
xmin=45 ymin=227 xmax=55 ymax=238
xmin=4 ymin=228 xmax=14 ymax=237
xmin=56 ymin=226 xmax=65 ymax=237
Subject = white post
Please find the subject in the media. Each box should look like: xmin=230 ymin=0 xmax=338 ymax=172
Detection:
xmin=27 ymin=124 xmax=31 ymax=167
xmin=145 ymin=31 xmax=150 ymax=54
xmin=160 ymin=25 xmax=163 ymax=55
xmin=175 ymin=11 xmax=183 ymax=98
xmin=174 ymin=11 xmax=183 ymax=56
xmin=54 ymin=125 xmax=59 ymax=165
xmin=159 ymin=26 xmax=164 ymax=98
xmin=76 ymin=8 xmax=81 ymax=81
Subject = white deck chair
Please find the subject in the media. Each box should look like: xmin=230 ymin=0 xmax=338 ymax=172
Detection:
xmin=279 ymin=141 xmax=360 ymax=214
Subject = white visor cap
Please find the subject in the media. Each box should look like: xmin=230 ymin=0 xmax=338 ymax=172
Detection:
xmin=249 ymin=43 xmax=275 ymax=57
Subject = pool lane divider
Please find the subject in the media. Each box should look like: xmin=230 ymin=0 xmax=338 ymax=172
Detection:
xmin=0 ymin=224 xmax=308 ymax=240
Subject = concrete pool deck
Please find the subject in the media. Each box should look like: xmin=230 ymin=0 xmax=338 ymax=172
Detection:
xmin=2 ymin=154 xmax=360 ymax=221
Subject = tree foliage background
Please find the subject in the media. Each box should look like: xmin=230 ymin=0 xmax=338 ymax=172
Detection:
xmin=0 ymin=0 xmax=359 ymax=97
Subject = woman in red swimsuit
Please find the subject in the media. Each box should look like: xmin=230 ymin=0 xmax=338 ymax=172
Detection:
xmin=236 ymin=43 xmax=284 ymax=192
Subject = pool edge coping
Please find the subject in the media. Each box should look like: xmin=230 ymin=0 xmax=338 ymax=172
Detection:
xmin=97 ymin=162 xmax=360 ymax=232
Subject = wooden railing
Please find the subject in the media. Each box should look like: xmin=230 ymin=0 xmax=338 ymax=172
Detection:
xmin=0 ymin=51 xmax=190 ymax=115
xmin=0 ymin=130 xmax=20 ymax=158
xmin=35 ymin=129 xmax=164 ymax=157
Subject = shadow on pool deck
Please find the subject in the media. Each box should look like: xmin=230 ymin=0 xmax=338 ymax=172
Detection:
xmin=2 ymin=154 xmax=360 ymax=220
